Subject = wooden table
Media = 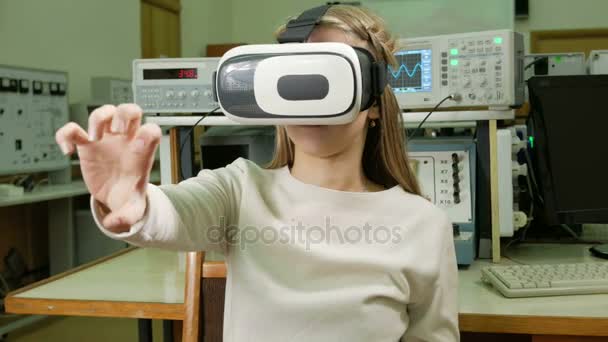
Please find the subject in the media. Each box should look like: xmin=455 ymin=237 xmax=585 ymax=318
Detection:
xmin=7 ymin=244 xmax=608 ymax=341
xmin=459 ymin=243 xmax=608 ymax=341
xmin=5 ymin=247 xmax=186 ymax=342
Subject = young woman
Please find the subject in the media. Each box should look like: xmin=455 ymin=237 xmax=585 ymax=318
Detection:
xmin=56 ymin=5 xmax=459 ymax=341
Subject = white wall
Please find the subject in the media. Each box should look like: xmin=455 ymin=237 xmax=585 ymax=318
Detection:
xmin=515 ymin=0 xmax=608 ymax=52
xmin=519 ymin=0 xmax=608 ymax=30
xmin=181 ymin=0 xmax=234 ymax=57
xmin=0 ymin=0 xmax=140 ymax=104
xmin=365 ymin=0 xmax=514 ymax=38
xmin=228 ymin=0 xmax=514 ymax=44
xmin=2 ymin=0 xmax=604 ymax=102
xmin=184 ymin=0 xmax=516 ymax=54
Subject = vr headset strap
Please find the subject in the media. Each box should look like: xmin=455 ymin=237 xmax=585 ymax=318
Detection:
xmin=277 ymin=5 xmax=387 ymax=109
xmin=277 ymin=5 xmax=332 ymax=43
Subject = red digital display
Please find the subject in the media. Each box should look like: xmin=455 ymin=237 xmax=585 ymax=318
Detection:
xmin=178 ymin=69 xmax=197 ymax=79
xmin=143 ymin=68 xmax=198 ymax=80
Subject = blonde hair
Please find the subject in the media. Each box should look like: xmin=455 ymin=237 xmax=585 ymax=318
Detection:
xmin=268 ymin=5 xmax=421 ymax=195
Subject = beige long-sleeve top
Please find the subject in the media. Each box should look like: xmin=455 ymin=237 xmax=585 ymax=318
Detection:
xmin=92 ymin=158 xmax=459 ymax=342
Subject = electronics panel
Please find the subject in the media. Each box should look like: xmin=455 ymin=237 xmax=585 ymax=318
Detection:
xmin=524 ymin=53 xmax=586 ymax=80
xmin=408 ymin=139 xmax=476 ymax=265
xmin=132 ymin=58 xmax=220 ymax=114
xmin=91 ymin=77 xmax=133 ymax=104
xmin=588 ymin=50 xmax=608 ymax=75
xmin=393 ymin=30 xmax=524 ymax=110
xmin=409 ymin=143 xmax=474 ymax=224
xmin=0 ymin=65 xmax=69 ymax=175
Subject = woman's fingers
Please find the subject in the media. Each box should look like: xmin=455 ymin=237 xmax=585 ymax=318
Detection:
xmin=132 ymin=123 xmax=162 ymax=157
xmin=88 ymin=104 xmax=116 ymax=141
xmin=131 ymin=123 xmax=162 ymax=190
xmin=55 ymin=122 xmax=90 ymax=155
xmin=102 ymin=194 xmax=147 ymax=233
xmin=113 ymin=103 xmax=143 ymax=139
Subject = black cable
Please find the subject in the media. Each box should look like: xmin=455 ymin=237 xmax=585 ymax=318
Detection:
xmin=523 ymin=147 xmax=544 ymax=205
xmin=524 ymin=56 xmax=548 ymax=71
xmin=408 ymin=94 xmax=456 ymax=140
xmin=520 ymin=134 xmax=591 ymax=243
xmin=178 ymin=107 xmax=221 ymax=181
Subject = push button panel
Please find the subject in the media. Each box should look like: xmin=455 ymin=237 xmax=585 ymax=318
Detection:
xmin=0 ymin=65 xmax=69 ymax=175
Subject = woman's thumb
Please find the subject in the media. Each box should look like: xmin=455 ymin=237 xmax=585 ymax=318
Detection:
xmin=102 ymin=194 xmax=147 ymax=233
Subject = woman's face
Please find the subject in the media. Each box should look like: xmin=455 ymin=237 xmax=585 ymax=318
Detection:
xmin=284 ymin=26 xmax=379 ymax=159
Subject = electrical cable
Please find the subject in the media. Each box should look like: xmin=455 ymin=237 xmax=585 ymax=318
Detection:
xmin=560 ymin=224 xmax=582 ymax=240
xmin=518 ymin=171 xmax=535 ymax=242
xmin=408 ymin=94 xmax=458 ymax=140
xmin=31 ymin=178 xmax=48 ymax=192
xmin=0 ymin=273 xmax=10 ymax=297
xmin=521 ymin=145 xmax=595 ymax=243
xmin=178 ymin=107 xmax=221 ymax=181
xmin=523 ymin=147 xmax=544 ymax=205
xmin=524 ymin=56 xmax=548 ymax=71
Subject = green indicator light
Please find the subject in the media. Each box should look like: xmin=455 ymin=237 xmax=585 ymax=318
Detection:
xmin=494 ymin=37 xmax=503 ymax=44
xmin=450 ymin=59 xmax=459 ymax=66
xmin=529 ymin=136 xmax=534 ymax=149
xmin=450 ymin=48 xmax=458 ymax=55
xmin=555 ymin=56 xmax=562 ymax=63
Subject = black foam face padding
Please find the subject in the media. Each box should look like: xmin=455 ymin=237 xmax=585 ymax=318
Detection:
xmin=353 ymin=47 xmax=388 ymax=111
xmin=355 ymin=47 xmax=373 ymax=111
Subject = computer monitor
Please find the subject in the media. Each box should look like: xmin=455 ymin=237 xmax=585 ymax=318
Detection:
xmin=198 ymin=126 xmax=275 ymax=170
xmin=527 ymin=75 xmax=608 ymax=224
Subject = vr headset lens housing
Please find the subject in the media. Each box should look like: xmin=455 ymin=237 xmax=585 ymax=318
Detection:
xmin=216 ymin=42 xmax=386 ymax=125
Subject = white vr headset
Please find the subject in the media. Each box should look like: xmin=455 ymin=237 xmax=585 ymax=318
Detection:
xmin=213 ymin=5 xmax=388 ymax=125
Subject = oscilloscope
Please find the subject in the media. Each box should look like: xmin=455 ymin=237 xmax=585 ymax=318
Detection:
xmin=391 ymin=30 xmax=525 ymax=110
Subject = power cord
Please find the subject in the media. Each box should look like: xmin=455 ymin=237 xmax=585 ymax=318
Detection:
xmin=0 ymin=273 xmax=10 ymax=298
xmin=31 ymin=178 xmax=48 ymax=192
xmin=519 ymin=139 xmax=596 ymax=243
xmin=408 ymin=94 xmax=460 ymax=140
xmin=524 ymin=56 xmax=548 ymax=71
xmin=178 ymin=107 xmax=221 ymax=181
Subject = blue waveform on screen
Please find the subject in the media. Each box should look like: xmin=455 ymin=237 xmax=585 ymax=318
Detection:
xmin=388 ymin=63 xmax=422 ymax=79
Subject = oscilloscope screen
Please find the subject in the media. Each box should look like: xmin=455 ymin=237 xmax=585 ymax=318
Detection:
xmin=389 ymin=49 xmax=432 ymax=93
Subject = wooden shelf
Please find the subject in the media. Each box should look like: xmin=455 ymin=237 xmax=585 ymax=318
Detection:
xmin=0 ymin=171 xmax=161 ymax=207
xmin=0 ymin=181 xmax=89 ymax=207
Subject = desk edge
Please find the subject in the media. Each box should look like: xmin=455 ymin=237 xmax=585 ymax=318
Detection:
xmin=460 ymin=313 xmax=608 ymax=336
xmin=6 ymin=297 xmax=185 ymax=320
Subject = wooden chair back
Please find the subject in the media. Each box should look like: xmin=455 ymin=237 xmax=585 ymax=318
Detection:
xmin=181 ymin=251 xmax=227 ymax=342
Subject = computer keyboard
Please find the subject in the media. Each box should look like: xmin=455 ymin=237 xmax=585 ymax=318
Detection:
xmin=481 ymin=262 xmax=608 ymax=298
